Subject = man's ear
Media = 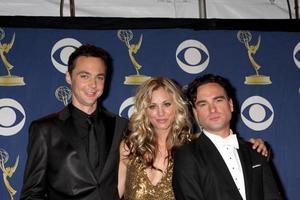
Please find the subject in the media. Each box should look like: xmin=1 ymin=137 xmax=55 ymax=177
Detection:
xmin=229 ymin=98 xmax=234 ymax=112
xmin=66 ymin=72 xmax=71 ymax=85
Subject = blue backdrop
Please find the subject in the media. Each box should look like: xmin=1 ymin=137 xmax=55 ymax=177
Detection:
xmin=0 ymin=22 xmax=299 ymax=199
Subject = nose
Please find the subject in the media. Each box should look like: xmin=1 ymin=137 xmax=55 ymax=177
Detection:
xmin=89 ymin=78 xmax=97 ymax=88
xmin=209 ymin=103 xmax=216 ymax=113
xmin=157 ymin=106 xmax=165 ymax=116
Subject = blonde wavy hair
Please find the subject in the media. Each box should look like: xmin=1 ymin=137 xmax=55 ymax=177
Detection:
xmin=125 ymin=76 xmax=193 ymax=167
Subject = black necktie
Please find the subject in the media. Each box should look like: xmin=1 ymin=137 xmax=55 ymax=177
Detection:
xmin=87 ymin=117 xmax=99 ymax=169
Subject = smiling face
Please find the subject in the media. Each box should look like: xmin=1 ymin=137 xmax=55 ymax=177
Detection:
xmin=146 ymin=87 xmax=176 ymax=135
xmin=66 ymin=56 xmax=106 ymax=114
xmin=193 ymin=82 xmax=233 ymax=137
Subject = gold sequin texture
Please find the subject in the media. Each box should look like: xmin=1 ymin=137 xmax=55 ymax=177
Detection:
xmin=124 ymin=158 xmax=175 ymax=200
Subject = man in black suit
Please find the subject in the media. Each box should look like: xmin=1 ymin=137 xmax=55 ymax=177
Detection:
xmin=20 ymin=44 xmax=128 ymax=200
xmin=173 ymin=74 xmax=281 ymax=200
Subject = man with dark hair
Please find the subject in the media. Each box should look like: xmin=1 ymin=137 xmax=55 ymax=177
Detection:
xmin=21 ymin=44 xmax=128 ymax=200
xmin=173 ymin=74 xmax=281 ymax=200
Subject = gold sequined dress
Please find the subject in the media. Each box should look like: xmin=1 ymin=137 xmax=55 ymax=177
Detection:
xmin=124 ymin=158 xmax=175 ymax=200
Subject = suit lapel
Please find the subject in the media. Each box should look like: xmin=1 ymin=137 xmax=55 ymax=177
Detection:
xmin=94 ymin=112 xmax=115 ymax=177
xmin=238 ymin=141 xmax=253 ymax=200
xmin=199 ymin=134 xmax=243 ymax=199
xmin=99 ymin=115 xmax=126 ymax=183
xmin=98 ymin=110 xmax=117 ymax=181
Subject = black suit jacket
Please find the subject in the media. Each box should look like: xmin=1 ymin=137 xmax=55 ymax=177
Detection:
xmin=172 ymin=133 xmax=281 ymax=200
xmin=20 ymin=105 xmax=128 ymax=200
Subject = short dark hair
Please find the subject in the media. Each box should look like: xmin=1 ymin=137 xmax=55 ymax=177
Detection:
xmin=67 ymin=44 xmax=111 ymax=75
xmin=186 ymin=74 xmax=234 ymax=107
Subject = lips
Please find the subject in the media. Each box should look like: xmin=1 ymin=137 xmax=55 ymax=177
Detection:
xmin=156 ymin=119 xmax=168 ymax=123
xmin=208 ymin=114 xmax=221 ymax=121
xmin=85 ymin=90 xmax=97 ymax=97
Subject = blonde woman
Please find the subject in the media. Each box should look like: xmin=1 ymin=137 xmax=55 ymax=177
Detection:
xmin=118 ymin=76 xmax=267 ymax=200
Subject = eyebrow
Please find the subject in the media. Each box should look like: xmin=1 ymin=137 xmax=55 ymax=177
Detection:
xmin=195 ymin=95 xmax=226 ymax=103
xmin=213 ymin=95 xmax=226 ymax=100
xmin=150 ymin=99 xmax=172 ymax=104
xmin=77 ymin=71 xmax=106 ymax=76
xmin=77 ymin=71 xmax=90 ymax=75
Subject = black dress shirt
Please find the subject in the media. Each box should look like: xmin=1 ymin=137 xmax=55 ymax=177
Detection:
xmin=70 ymin=105 xmax=101 ymax=174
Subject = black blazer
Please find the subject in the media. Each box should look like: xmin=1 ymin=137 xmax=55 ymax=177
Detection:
xmin=20 ymin=105 xmax=128 ymax=200
xmin=172 ymin=133 xmax=281 ymax=200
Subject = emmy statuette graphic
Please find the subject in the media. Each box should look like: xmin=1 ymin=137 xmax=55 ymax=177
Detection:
xmin=237 ymin=31 xmax=271 ymax=85
xmin=0 ymin=149 xmax=19 ymax=200
xmin=0 ymin=28 xmax=25 ymax=86
xmin=55 ymin=86 xmax=72 ymax=106
xmin=117 ymin=30 xmax=150 ymax=85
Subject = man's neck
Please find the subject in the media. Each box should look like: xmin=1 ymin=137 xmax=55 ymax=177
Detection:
xmin=203 ymin=128 xmax=232 ymax=138
xmin=71 ymin=102 xmax=97 ymax=115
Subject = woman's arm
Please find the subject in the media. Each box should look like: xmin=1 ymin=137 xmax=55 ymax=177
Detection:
xmin=118 ymin=140 xmax=130 ymax=198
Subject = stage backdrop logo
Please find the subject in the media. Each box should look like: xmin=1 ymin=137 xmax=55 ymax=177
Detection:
xmin=176 ymin=39 xmax=209 ymax=74
xmin=237 ymin=31 xmax=272 ymax=85
xmin=0 ymin=98 xmax=26 ymax=136
xmin=0 ymin=28 xmax=25 ymax=86
xmin=241 ymin=96 xmax=274 ymax=131
xmin=119 ymin=96 xmax=135 ymax=118
xmin=117 ymin=30 xmax=150 ymax=85
xmin=0 ymin=148 xmax=19 ymax=200
xmin=293 ymin=42 xmax=300 ymax=70
xmin=51 ymin=38 xmax=82 ymax=74
xmin=55 ymin=86 xmax=72 ymax=106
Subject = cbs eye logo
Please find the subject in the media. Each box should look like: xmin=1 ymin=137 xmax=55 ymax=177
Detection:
xmin=51 ymin=38 xmax=82 ymax=74
xmin=176 ymin=39 xmax=210 ymax=74
xmin=119 ymin=97 xmax=135 ymax=118
xmin=241 ymin=96 xmax=274 ymax=131
xmin=0 ymin=98 xmax=26 ymax=136
xmin=293 ymin=42 xmax=300 ymax=70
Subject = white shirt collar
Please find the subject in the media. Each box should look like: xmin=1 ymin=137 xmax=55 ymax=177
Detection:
xmin=203 ymin=129 xmax=239 ymax=149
